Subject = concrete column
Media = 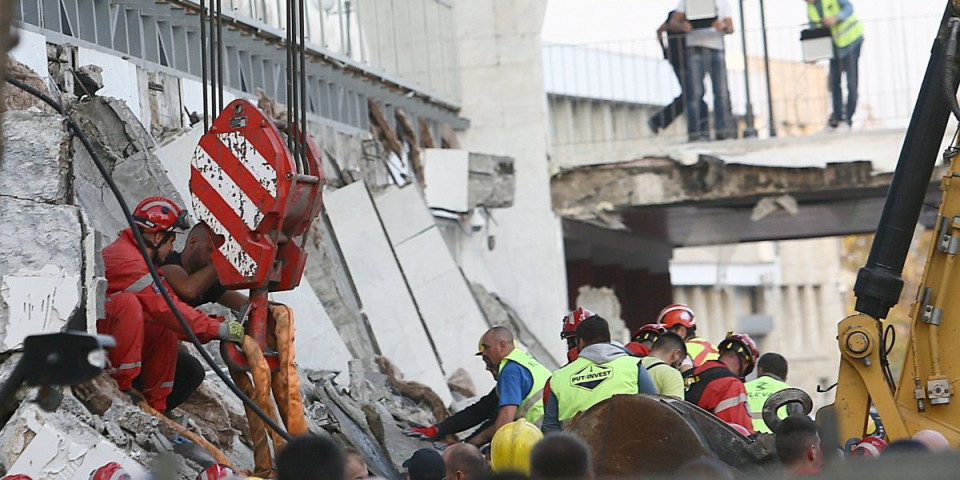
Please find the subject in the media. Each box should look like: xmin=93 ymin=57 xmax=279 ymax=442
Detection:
xmin=451 ymin=0 xmax=568 ymax=363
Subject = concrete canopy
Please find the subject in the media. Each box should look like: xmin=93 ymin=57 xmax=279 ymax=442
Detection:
xmin=554 ymin=156 xmax=943 ymax=251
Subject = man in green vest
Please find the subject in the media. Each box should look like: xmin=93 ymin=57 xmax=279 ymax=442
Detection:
xmin=745 ymin=352 xmax=801 ymax=433
xmin=403 ymin=327 xmax=550 ymax=446
xmin=806 ymin=0 xmax=864 ymax=129
xmin=542 ymin=316 xmax=658 ymax=433
xmin=472 ymin=326 xmax=552 ymax=442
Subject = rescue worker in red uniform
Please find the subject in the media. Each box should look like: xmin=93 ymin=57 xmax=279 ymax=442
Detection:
xmin=685 ymin=333 xmax=758 ymax=434
xmin=659 ymin=303 xmax=718 ymax=373
xmin=98 ymin=197 xmax=243 ymax=412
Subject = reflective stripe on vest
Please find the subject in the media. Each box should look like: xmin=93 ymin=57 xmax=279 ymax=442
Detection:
xmin=498 ymin=349 xmax=552 ymax=425
xmin=808 ymin=0 xmax=863 ymax=49
xmin=745 ymin=375 xmax=791 ymax=433
xmin=550 ymin=354 xmax=643 ymax=422
xmin=686 ymin=337 xmax=719 ymax=367
xmin=107 ymin=272 xmax=156 ymax=302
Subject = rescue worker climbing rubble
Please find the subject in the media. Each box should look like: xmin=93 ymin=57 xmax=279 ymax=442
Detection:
xmin=542 ymin=316 xmax=658 ymax=433
xmin=659 ymin=303 xmax=718 ymax=373
xmin=97 ymin=196 xmax=244 ymax=412
xmin=685 ymin=332 xmax=758 ymax=434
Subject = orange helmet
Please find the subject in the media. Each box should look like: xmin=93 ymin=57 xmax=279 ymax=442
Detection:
xmin=88 ymin=462 xmax=131 ymax=480
xmin=632 ymin=323 xmax=666 ymax=343
xmin=561 ymin=307 xmax=595 ymax=340
xmin=133 ymin=196 xmax=189 ymax=233
xmin=658 ymin=303 xmax=696 ymax=329
xmin=718 ymin=333 xmax=759 ymax=376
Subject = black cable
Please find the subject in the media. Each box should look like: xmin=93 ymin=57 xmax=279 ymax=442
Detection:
xmin=200 ymin=0 xmax=208 ymax=133
xmin=6 ymin=76 xmax=294 ymax=442
xmin=880 ymin=322 xmax=897 ymax=390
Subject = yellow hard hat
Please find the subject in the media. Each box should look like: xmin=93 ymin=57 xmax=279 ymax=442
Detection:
xmin=490 ymin=419 xmax=543 ymax=474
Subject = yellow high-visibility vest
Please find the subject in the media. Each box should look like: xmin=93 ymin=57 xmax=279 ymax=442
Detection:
xmin=808 ymin=0 xmax=863 ymax=50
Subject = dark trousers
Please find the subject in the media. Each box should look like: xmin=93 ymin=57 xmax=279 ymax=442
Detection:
xmin=685 ymin=46 xmax=736 ymax=141
xmin=134 ymin=350 xmax=205 ymax=412
xmin=829 ymin=40 xmax=862 ymax=124
xmin=649 ymin=57 xmax=707 ymax=132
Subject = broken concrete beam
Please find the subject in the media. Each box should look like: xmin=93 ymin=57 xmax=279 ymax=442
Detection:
xmin=0 ymin=111 xmax=70 ymax=204
xmin=467 ymin=153 xmax=515 ymax=209
xmin=0 ymin=197 xmax=82 ymax=351
xmin=422 ymin=149 xmax=515 ymax=213
xmin=74 ymin=65 xmax=104 ymax=97
xmin=551 ymin=156 xmax=888 ymax=222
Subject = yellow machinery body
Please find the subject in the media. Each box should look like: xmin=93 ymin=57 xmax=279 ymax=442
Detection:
xmin=834 ymin=158 xmax=960 ymax=446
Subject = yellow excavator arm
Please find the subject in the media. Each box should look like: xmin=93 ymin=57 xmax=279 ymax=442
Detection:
xmin=831 ymin=0 xmax=960 ymax=448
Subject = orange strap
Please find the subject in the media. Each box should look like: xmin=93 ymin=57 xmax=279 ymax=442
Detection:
xmin=230 ymin=366 xmax=274 ymax=478
xmin=138 ymin=400 xmax=234 ymax=468
xmin=270 ymin=305 xmax=308 ymax=436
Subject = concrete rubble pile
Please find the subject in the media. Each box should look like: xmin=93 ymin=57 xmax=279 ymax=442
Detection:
xmin=0 ymin=57 xmax=528 ymax=479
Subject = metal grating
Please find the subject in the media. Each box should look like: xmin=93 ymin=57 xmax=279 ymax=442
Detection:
xmin=13 ymin=0 xmax=468 ymax=133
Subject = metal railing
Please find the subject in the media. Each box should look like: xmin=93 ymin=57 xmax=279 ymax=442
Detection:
xmin=543 ymin=14 xmax=942 ymax=153
xmin=224 ymin=0 xmax=460 ymax=102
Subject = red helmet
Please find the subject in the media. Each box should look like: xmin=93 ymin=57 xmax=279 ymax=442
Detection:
xmin=850 ymin=436 xmax=887 ymax=458
xmin=196 ymin=464 xmax=238 ymax=480
xmin=89 ymin=462 xmax=131 ymax=480
xmin=133 ymin=196 xmax=189 ymax=233
xmin=632 ymin=323 xmax=666 ymax=343
xmin=718 ymin=333 xmax=760 ymax=376
xmin=658 ymin=303 xmax=696 ymax=329
xmin=561 ymin=307 xmax=595 ymax=340
xmin=2 ymin=475 xmax=33 ymax=480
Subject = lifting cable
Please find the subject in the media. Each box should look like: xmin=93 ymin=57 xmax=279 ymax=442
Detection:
xmin=5 ymin=76 xmax=294 ymax=442
xmin=286 ymin=0 xmax=307 ymax=174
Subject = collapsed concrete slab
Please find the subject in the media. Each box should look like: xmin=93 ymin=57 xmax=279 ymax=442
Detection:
xmin=325 ymin=181 xmax=453 ymax=405
xmin=0 ymin=399 xmax=151 ymax=480
xmin=374 ymin=185 xmax=493 ymax=394
xmin=0 ymin=110 xmax=83 ymax=351
xmin=71 ymin=96 xmax=185 ymax=238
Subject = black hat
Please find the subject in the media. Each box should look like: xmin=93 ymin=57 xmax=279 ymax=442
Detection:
xmin=403 ymin=448 xmax=445 ymax=480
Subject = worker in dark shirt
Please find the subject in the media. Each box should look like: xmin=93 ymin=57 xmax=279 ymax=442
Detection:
xmin=155 ymin=223 xmax=250 ymax=412
xmin=648 ymin=10 xmax=706 ymax=135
